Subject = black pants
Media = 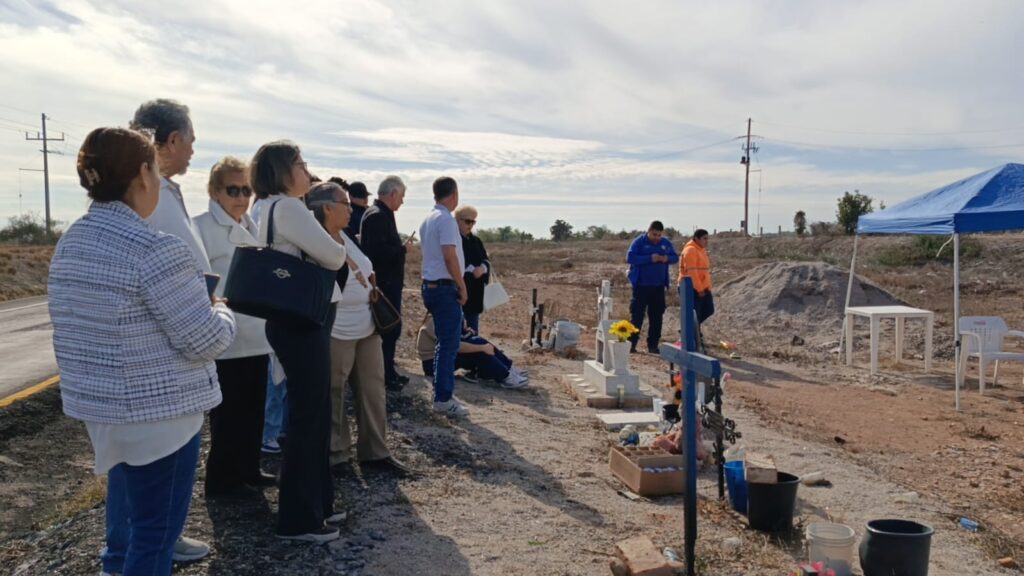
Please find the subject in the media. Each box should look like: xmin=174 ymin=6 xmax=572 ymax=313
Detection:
xmin=629 ymin=285 xmax=667 ymax=352
xmin=206 ymin=354 xmax=270 ymax=494
xmin=378 ymin=280 xmax=403 ymax=382
xmin=266 ymin=305 xmax=336 ymax=535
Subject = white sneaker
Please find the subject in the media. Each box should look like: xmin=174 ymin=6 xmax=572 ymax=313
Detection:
xmin=325 ymin=511 xmax=348 ymax=524
xmin=172 ymin=536 xmax=210 ymax=562
xmin=432 ymin=398 xmax=470 ymax=418
xmin=500 ymin=370 xmax=530 ymax=389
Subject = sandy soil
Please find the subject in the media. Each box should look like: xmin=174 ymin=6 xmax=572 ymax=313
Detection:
xmin=2 ymin=234 xmax=1023 ymax=575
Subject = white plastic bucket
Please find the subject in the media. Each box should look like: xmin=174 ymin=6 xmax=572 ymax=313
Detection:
xmin=806 ymin=523 xmax=856 ymax=576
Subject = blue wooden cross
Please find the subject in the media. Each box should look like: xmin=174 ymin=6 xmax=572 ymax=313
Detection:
xmin=658 ymin=277 xmax=722 ymax=576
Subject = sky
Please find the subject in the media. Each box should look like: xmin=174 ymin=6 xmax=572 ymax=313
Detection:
xmin=1 ymin=0 xmax=1022 ymax=238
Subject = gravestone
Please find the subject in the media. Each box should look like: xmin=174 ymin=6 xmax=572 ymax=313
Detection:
xmin=565 ymin=279 xmax=654 ymax=409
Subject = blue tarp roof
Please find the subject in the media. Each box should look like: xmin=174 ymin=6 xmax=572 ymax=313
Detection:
xmin=858 ymin=163 xmax=1024 ymax=235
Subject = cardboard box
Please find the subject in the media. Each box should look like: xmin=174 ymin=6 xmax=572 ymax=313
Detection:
xmin=608 ymin=446 xmax=685 ymax=497
xmin=745 ymin=452 xmax=778 ymax=484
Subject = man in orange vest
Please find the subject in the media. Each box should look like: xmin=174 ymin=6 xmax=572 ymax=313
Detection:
xmin=678 ymin=229 xmax=714 ymax=346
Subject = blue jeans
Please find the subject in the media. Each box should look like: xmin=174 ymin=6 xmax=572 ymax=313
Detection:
xmin=629 ymin=285 xmax=667 ymax=351
xmin=422 ymin=283 xmax=463 ymax=403
xmin=263 ymin=363 xmax=288 ymax=444
xmin=102 ymin=433 xmax=201 ymax=575
xmin=459 ymin=334 xmax=512 ymax=381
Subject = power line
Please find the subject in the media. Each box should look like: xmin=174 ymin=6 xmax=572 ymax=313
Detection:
xmin=764 ymin=137 xmax=1024 ymax=153
xmin=757 ymin=119 xmax=1024 ymax=137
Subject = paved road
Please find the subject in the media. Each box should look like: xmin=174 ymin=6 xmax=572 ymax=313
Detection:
xmin=0 ymin=296 xmax=57 ymax=399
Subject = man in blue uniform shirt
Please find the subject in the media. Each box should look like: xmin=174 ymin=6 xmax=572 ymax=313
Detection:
xmin=626 ymin=221 xmax=679 ymax=353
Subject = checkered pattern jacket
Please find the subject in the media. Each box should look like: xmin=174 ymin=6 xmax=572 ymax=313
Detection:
xmin=48 ymin=201 xmax=235 ymax=424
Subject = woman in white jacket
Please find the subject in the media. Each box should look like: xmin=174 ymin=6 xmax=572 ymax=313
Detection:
xmin=251 ymin=141 xmax=346 ymax=543
xmin=194 ymin=157 xmax=276 ymax=498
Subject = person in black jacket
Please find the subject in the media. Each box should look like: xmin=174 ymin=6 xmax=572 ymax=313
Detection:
xmin=329 ymin=177 xmax=370 ymax=242
xmin=359 ymin=175 xmax=414 ymax=388
xmin=454 ymin=205 xmax=489 ymax=334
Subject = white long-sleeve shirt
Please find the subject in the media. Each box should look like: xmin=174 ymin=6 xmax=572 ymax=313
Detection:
xmin=258 ymin=196 xmax=346 ymax=302
xmin=146 ymin=177 xmax=212 ymax=274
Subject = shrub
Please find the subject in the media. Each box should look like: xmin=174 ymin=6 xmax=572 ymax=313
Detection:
xmin=875 ymin=235 xmax=983 ymax=266
xmin=0 ymin=213 xmax=61 ymax=245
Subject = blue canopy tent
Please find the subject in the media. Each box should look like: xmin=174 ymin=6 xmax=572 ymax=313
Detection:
xmin=843 ymin=163 xmax=1024 ymax=410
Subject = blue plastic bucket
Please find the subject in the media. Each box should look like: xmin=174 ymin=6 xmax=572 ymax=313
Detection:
xmin=724 ymin=461 xmax=747 ymax=514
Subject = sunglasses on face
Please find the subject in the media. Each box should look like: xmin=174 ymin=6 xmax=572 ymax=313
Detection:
xmin=462 ymin=219 xmax=477 ymax=225
xmin=223 ymin=185 xmax=253 ymax=198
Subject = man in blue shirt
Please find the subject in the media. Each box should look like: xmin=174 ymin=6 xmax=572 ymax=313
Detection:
xmin=626 ymin=221 xmax=679 ymax=353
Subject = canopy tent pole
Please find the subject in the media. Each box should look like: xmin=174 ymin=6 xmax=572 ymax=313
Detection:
xmin=839 ymin=234 xmax=860 ymax=363
xmin=954 ymin=233 xmax=961 ymax=411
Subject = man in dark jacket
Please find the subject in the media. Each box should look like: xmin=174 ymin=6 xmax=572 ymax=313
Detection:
xmin=626 ymin=220 xmax=679 ymax=353
xmin=360 ymin=175 xmax=414 ymax=388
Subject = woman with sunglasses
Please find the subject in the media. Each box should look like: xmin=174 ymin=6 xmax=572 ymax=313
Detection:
xmin=454 ymin=205 xmax=490 ymax=334
xmin=193 ymin=156 xmax=276 ymax=499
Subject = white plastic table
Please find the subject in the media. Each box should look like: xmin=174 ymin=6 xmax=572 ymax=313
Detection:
xmin=845 ymin=305 xmax=934 ymax=375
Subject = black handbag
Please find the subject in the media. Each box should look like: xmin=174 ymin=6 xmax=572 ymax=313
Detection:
xmin=223 ymin=200 xmax=337 ymax=328
xmin=369 ymin=281 xmax=401 ymax=334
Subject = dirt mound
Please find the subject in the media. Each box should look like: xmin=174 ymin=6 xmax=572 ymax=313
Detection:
xmin=710 ymin=261 xmax=904 ymax=346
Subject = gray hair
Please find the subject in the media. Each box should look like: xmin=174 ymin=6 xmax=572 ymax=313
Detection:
xmin=130 ymin=99 xmax=191 ymax=144
xmin=377 ymin=175 xmax=405 ymax=197
xmin=306 ymin=181 xmax=345 ymax=210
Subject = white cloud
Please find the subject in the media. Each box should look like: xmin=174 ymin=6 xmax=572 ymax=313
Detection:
xmin=0 ymin=0 xmax=1022 ymax=237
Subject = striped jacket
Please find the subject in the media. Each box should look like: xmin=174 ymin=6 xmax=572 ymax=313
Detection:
xmin=48 ymin=201 xmax=235 ymax=424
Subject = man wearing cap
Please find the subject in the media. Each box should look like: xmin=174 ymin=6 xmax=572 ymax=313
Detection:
xmin=329 ymin=177 xmax=371 ymax=241
xmin=626 ymin=220 xmax=679 ymax=353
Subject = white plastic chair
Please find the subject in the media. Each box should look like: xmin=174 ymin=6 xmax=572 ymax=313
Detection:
xmin=958 ymin=316 xmax=1024 ymax=394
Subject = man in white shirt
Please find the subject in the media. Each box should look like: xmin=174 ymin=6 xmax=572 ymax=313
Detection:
xmin=419 ymin=177 xmax=469 ymax=418
xmin=131 ymin=99 xmax=212 ymax=274
xmin=127 ymin=98 xmax=212 ymax=561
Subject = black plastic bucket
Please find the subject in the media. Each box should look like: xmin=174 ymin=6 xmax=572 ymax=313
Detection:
xmin=859 ymin=519 xmax=933 ymax=576
xmin=746 ymin=471 xmax=799 ymax=532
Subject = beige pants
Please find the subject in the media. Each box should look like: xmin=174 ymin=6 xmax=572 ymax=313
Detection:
xmin=329 ymin=334 xmax=390 ymax=465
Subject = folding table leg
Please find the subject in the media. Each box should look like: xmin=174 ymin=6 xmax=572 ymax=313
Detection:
xmin=870 ymin=316 xmax=880 ymax=375
xmin=925 ymin=315 xmax=933 ymax=372
xmin=895 ymin=317 xmax=904 ymax=364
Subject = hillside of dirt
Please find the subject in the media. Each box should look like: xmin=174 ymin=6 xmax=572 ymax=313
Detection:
xmin=713 ymin=261 xmax=905 ymax=347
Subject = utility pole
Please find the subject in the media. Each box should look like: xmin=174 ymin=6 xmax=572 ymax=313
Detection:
xmin=739 ymin=118 xmax=758 ymax=236
xmin=24 ymin=113 xmax=65 ymax=235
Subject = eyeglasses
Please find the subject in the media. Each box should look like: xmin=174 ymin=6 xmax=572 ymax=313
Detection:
xmin=462 ymin=219 xmax=477 ymax=225
xmin=223 ymin=185 xmax=253 ymax=198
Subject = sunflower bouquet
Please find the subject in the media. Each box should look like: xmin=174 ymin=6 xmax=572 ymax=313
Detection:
xmin=609 ymin=320 xmax=639 ymax=343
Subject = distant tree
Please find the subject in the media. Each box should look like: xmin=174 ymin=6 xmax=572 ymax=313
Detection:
xmin=793 ymin=210 xmax=807 ymax=236
xmin=836 ymin=190 xmax=874 ymax=235
xmin=550 ymin=219 xmax=574 ymax=241
xmin=585 ymin=225 xmax=612 ymax=239
xmin=476 ymin=226 xmax=534 ymax=243
xmin=879 ymin=200 xmax=886 ymax=210
xmin=663 ymin=226 xmax=682 ymax=240
xmin=0 ymin=213 xmax=61 ymax=244
xmin=810 ymin=221 xmax=838 ymax=236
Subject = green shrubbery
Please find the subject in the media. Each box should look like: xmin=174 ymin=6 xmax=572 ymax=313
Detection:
xmin=875 ymin=235 xmax=982 ymax=266
xmin=0 ymin=214 xmax=61 ymax=245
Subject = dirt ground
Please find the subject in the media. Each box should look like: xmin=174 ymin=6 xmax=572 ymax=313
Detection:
xmin=2 ymin=234 xmax=1023 ymax=575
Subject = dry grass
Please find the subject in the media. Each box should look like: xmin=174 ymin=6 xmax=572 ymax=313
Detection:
xmin=54 ymin=476 xmax=107 ymax=524
xmin=0 ymin=244 xmax=53 ymax=301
